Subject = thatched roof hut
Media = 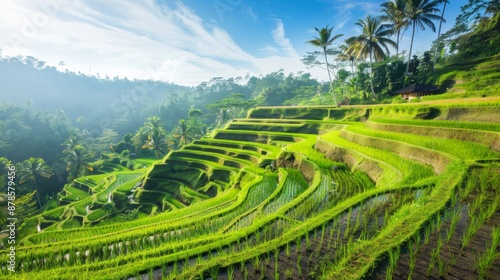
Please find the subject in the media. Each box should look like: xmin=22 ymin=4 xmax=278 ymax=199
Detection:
xmin=393 ymin=83 xmax=440 ymax=100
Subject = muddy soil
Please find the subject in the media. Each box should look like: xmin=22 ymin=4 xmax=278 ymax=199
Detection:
xmin=216 ymin=194 xmax=402 ymax=280
xmin=370 ymin=202 xmax=500 ymax=280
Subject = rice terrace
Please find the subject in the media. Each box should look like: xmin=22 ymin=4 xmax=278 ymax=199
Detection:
xmin=1 ymin=0 xmax=500 ymax=279
xmin=1 ymin=97 xmax=498 ymax=279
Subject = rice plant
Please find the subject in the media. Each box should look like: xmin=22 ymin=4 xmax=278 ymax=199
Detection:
xmin=446 ymin=208 xmax=462 ymax=242
xmin=475 ymin=226 xmax=500 ymax=279
xmin=385 ymin=245 xmax=401 ymax=280
xmin=6 ymin=101 xmax=499 ymax=280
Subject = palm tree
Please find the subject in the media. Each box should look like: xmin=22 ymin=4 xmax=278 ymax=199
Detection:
xmin=338 ymin=43 xmax=356 ymax=78
xmin=337 ymin=43 xmax=358 ymax=101
xmin=178 ymin=119 xmax=192 ymax=147
xmin=64 ymin=147 xmax=94 ymax=179
xmin=62 ymin=134 xmax=94 ymax=180
xmin=140 ymin=116 xmax=169 ymax=159
xmin=433 ymin=0 xmax=449 ymax=72
xmin=347 ymin=15 xmax=396 ymax=99
xmin=143 ymin=116 xmax=162 ymax=136
xmin=142 ymin=128 xmax=168 ymax=159
xmin=381 ymin=0 xmax=408 ymax=58
xmin=18 ymin=157 xmax=54 ymax=208
xmin=62 ymin=134 xmax=82 ymax=155
xmin=143 ymin=130 xmax=168 ymax=159
xmin=404 ymin=0 xmax=443 ymax=75
xmin=307 ymin=25 xmax=343 ymax=106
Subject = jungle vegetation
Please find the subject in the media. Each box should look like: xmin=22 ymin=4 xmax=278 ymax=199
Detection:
xmin=0 ymin=1 xmax=498 ymax=279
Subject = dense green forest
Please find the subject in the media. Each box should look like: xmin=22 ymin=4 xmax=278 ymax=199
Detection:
xmin=1 ymin=0 xmax=499 ymax=221
xmin=0 ymin=0 xmax=499 ymax=279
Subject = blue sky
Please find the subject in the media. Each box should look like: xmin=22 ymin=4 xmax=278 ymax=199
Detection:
xmin=0 ymin=0 xmax=467 ymax=86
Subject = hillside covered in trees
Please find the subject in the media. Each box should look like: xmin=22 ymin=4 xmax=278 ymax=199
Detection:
xmin=0 ymin=0 xmax=499 ymax=279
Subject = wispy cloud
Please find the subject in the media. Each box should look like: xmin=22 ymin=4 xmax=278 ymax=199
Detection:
xmin=271 ymin=20 xmax=299 ymax=58
xmin=0 ymin=1 xmax=456 ymax=86
xmin=0 ymin=0 xmax=325 ymax=86
xmin=323 ymin=0 xmax=379 ymax=34
xmin=0 ymin=1 xmax=235 ymax=84
xmin=243 ymin=3 xmax=258 ymax=21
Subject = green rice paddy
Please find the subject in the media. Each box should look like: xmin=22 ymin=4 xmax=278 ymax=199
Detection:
xmin=2 ymin=102 xmax=499 ymax=279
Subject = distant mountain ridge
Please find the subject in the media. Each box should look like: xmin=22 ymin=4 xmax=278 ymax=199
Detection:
xmin=0 ymin=55 xmax=188 ymax=121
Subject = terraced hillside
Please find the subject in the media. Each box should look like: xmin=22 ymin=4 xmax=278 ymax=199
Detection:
xmin=2 ymin=102 xmax=499 ymax=280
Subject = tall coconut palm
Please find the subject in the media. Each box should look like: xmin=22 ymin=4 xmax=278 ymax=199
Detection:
xmin=347 ymin=15 xmax=397 ymax=99
xmin=307 ymin=25 xmax=343 ymax=106
xmin=433 ymin=0 xmax=449 ymax=72
xmin=381 ymin=0 xmax=409 ymax=58
xmin=404 ymin=0 xmax=443 ymax=75
xmin=18 ymin=157 xmax=54 ymax=208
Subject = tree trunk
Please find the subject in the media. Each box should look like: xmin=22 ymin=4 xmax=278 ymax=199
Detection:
xmin=405 ymin=21 xmax=417 ymax=75
xmin=396 ymin=28 xmax=400 ymax=58
xmin=34 ymin=178 xmax=42 ymax=209
xmin=433 ymin=2 xmax=447 ymax=73
xmin=351 ymin=60 xmax=354 ymax=77
xmin=324 ymin=48 xmax=339 ymax=107
xmin=369 ymin=52 xmax=376 ymax=99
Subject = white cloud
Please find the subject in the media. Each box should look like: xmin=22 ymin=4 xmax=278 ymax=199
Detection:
xmin=271 ymin=20 xmax=299 ymax=58
xmin=0 ymin=1 xmax=256 ymax=85
xmin=243 ymin=4 xmax=258 ymax=21
xmin=332 ymin=15 xmax=352 ymax=34
xmin=0 ymin=0 xmax=323 ymax=86
xmin=325 ymin=1 xmax=378 ymax=34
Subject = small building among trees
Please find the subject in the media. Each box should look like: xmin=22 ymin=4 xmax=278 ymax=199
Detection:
xmin=393 ymin=83 xmax=440 ymax=100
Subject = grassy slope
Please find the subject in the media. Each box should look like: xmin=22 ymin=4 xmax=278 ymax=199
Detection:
xmin=2 ymin=56 xmax=499 ymax=278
